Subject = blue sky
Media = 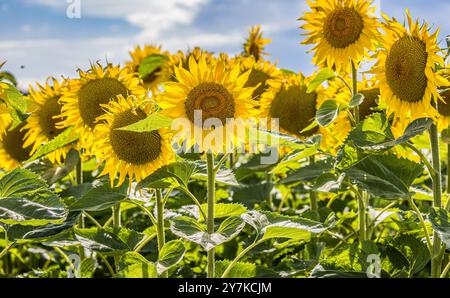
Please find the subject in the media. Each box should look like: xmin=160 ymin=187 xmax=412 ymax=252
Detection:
xmin=1 ymin=0 xmax=449 ymax=88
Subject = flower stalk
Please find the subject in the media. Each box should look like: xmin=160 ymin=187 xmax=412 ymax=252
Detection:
xmin=206 ymin=152 xmax=216 ymax=278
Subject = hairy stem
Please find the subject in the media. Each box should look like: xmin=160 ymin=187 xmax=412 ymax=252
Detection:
xmin=429 ymin=124 xmax=443 ymax=278
xmin=206 ymin=153 xmax=216 ymax=278
xmin=156 ymin=189 xmax=168 ymax=278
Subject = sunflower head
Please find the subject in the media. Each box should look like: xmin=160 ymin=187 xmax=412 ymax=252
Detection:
xmin=23 ymin=78 xmax=70 ymax=164
xmin=159 ymin=54 xmax=257 ymax=153
xmin=374 ymin=11 xmax=447 ymax=126
xmin=239 ymin=56 xmax=282 ymax=101
xmin=126 ymin=45 xmax=172 ymax=92
xmin=0 ymin=121 xmax=32 ymax=170
xmin=300 ymin=0 xmax=379 ymax=71
xmin=0 ymin=82 xmax=13 ymax=139
xmin=243 ymin=25 xmax=271 ymax=61
xmin=58 ymin=62 xmax=146 ymax=153
xmin=435 ymin=68 xmax=450 ymax=131
xmin=261 ymin=73 xmax=351 ymax=153
xmin=94 ymin=95 xmax=174 ymax=186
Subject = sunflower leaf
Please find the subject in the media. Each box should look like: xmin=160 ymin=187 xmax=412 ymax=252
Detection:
xmin=0 ymin=169 xmax=67 ymax=226
xmin=349 ymin=93 xmax=365 ymax=108
xmin=316 ymin=100 xmax=339 ymax=127
xmin=307 ymin=68 xmax=335 ymax=93
xmin=115 ymin=113 xmax=173 ymax=133
xmin=27 ymin=127 xmax=79 ymax=162
xmin=138 ymin=54 xmax=169 ymax=79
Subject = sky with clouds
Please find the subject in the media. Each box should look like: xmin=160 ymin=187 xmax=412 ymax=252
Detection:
xmin=1 ymin=0 xmax=449 ymax=88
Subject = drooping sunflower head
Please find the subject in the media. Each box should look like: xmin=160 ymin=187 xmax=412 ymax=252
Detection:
xmin=159 ymin=54 xmax=257 ymax=153
xmin=300 ymin=0 xmax=379 ymax=71
xmin=260 ymin=73 xmax=351 ymax=153
xmin=0 ymin=121 xmax=32 ymax=171
xmin=93 ymin=95 xmax=174 ymax=186
xmin=126 ymin=45 xmax=172 ymax=93
xmin=239 ymin=56 xmax=282 ymax=101
xmin=374 ymin=11 xmax=447 ymax=125
xmin=435 ymin=68 xmax=450 ymax=131
xmin=22 ymin=78 xmax=71 ymax=164
xmin=58 ymin=62 xmax=146 ymax=152
xmin=243 ymin=25 xmax=271 ymax=61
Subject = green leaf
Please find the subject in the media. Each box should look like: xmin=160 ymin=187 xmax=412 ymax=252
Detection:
xmin=348 ymin=114 xmax=431 ymax=152
xmin=346 ymin=154 xmax=423 ymax=199
xmin=349 ymin=93 xmax=365 ymax=108
xmin=199 ymin=203 xmax=247 ymax=220
xmin=138 ymin=54 xmax=169 ymax=79
xmin=27 ymin=127 xmax=79 ymax=162
xmin=80 ymin=258 xmax=97 ymax=278
xmin=0 ymin=169 xmax=67 ymax=225
xmin=115 ymin=113 xmax=173 ymax=133
xmin=116 ymin=252 xmax=157 ymax=278
xmin=316 ymin=100 xmax=339 ymax=127
xmin=280 ymin=159 xmax=333 ymax=184
xmin=429 ymin=208 xmax=450 ymax=248
xmin=74 ymin=227 xmax=130 ymax=256
xmin=247 ymin=127 xmax=318 ymax=150
xmin=156 ymin=240 xmax=186 ymax=275
xmin=69 ymin=181 xmax=128 ymax=212
xmin=170 ymin=216 xmax=245 ymax=251
xmin=388 ymin=234 xmax=430 ymax=276
xmin=7 ymin=211 xmax=80 ymax=241
xmin=307 ymin=68 xmax=335 ymax=93
xmin=262 ymin=226 xmax=311 ymax=241
xmin=215 ymin=260 xmax=278 ymax=278
xmin=241 ymin=210 xmax=336 ymax=240
xmin=1 ymin=82 xmax=27 ymax=114
xmin=0 ymin=71 xmax=18 ymax=86
xmin=137 ymin=161 xmax=197 ymax=189
xmin=312 ymin=173 xmax=344 ymax=194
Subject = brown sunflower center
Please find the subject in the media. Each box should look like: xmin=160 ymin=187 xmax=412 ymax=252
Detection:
xmin=359 ymin=87 xmax=380 ymax=119
xmin=3 ymin=122 xmax=32 ymax=162
xmin=324 ymin=7 xmax=364 ymax=48
xmin=269 ymin=85 xmax=318 ymax=137
xmin=438 ymin=89 xmax=450 ymax=117
xmin=39 ymin=96 xmax=64 ymax=139
xmin=385 ymin=36 xmax=428 ymax=103
xmin=78 ymin=78 xmax=128 ymax=128
xmin=185 ymin=82 xmax=235 ymax=126
xmin=109 ymin=109 xmax=162 ymax=165
xmin=244 ymin=68 xmax=271 ymax=100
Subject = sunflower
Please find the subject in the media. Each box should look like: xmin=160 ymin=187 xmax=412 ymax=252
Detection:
xmin=93 ymin=95 xmax=174 ymax=186
xmin=239 ymin=56 xmax=282 ymax=101
xmin=0 ymin=82 xmax=13 ymax=139
xmin=300 ymin=0 xmax=379 ymax=72
xmin=260 ymin=73 xmax=351 ymax=153
xmin=171 ymin=47 xmax=216 ymax=71
xmin=243 ymin=25 xmax=271 ymax=61
xmin=126 ymin=45 xmax=172 ymax=93
xmin=374 ymin=11 xmax=447 ymax=128
xmin=0 ymin=121 xmax=32 ymax=171
xmin=58 ymin=63 xmax=146 ymax=153
xmin=325 ymin=76 xmax=381 ymax=120
xmin=159 ymin=54 xmax=257 ymax=153
xmin=22 ymin=78 xmax=71 ymax=164
xmin=435 ymin=68 xmax=450 ymax=132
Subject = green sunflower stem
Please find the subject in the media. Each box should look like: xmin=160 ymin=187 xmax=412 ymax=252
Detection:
xmin=112 ymin=203 xmax=121 ymax=272
xmin=206 ymin=152 xmax=216 ymax=278
xmin=76 ymin=158 xmax=85 ymax=260
xmin=351 ymin=61 xmax=360 ymax=124
xmin=429 ymin=124 xmax=443 ymax=278
xmin=309 ymin=156 xmax=318 ymax=212
xmin=155 ymin=188 xmax=168 ymax=278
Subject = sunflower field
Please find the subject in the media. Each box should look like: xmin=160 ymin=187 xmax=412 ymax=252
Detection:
xmin=1 ymin=0 xmax=450 ymax=280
